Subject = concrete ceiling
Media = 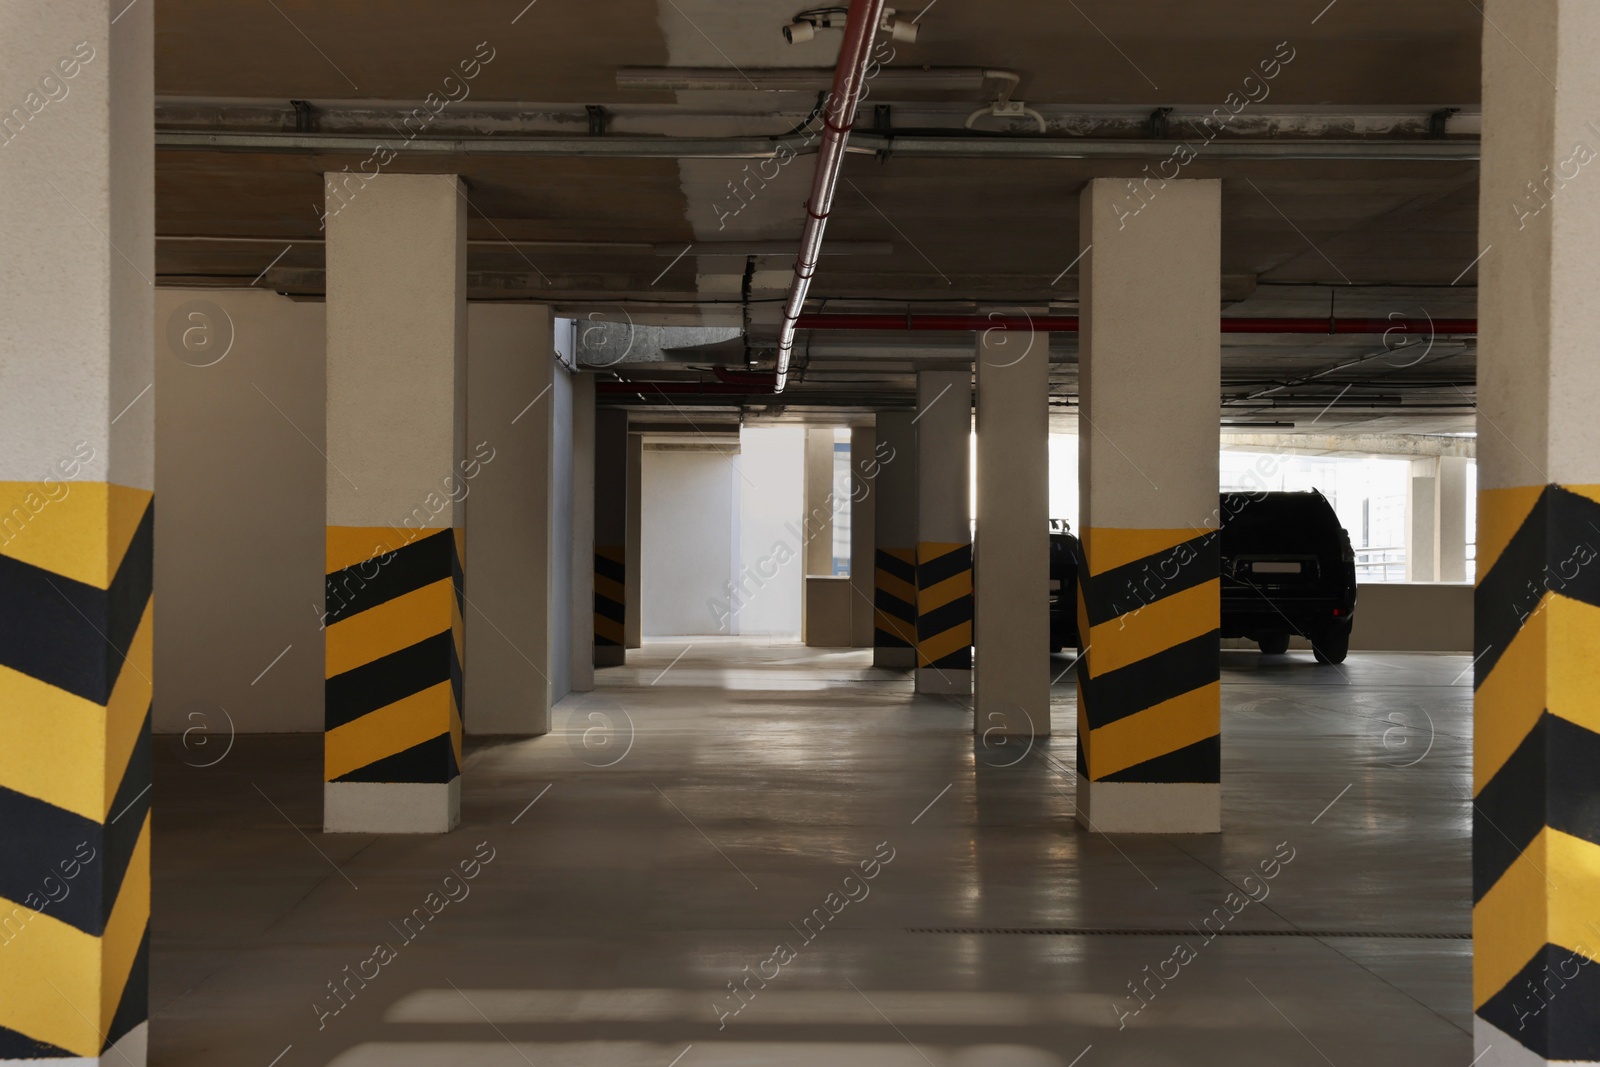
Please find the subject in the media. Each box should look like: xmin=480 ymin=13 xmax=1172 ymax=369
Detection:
xmin=151 ymin=0 xmax=1487 ymax=432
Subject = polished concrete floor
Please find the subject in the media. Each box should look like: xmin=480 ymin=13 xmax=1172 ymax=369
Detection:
xmin=150 ymin=639 xmax=1472 ymax=1066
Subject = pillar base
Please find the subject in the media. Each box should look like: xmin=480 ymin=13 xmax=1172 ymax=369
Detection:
xmin=594 ymin=647 xmax=626 ymax=667
xmin=1474 ymin=1017 xmax=1563 ymax=1066
xmin=915 ymin=668 xmax=971 ymax=696
xmin=324 ymin=779 xmax=461 ymax=833
xmin=873 ymin=648 xmax=914 ymax=669
xmin=1075 ymin=778 xmax=1219 ymax=834
xmin=0 ymin=1021 xmax=150 ymax=1066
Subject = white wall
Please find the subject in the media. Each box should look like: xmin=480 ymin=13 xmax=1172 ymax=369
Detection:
xmin=735 ymin=426 xmax=805 ymax=636
xmin=154 ymin=289 xmax=325 ymax=733
xmin=642 ymin=448 xmax=735 ymax=636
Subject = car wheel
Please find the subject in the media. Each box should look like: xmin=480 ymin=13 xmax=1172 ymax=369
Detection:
xmin=1311 ymin=622 xmax=1351 ymax=665
xmin=1257 ymin=633 xmax=1290 ymax=655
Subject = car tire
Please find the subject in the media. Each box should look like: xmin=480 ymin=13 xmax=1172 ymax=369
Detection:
xmin=1257 ymin=633 xmax=1290 ymax=655
xmin=1311 ymin=622 xmax=1351 ymax=665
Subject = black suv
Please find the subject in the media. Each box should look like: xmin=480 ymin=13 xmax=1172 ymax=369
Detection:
xmin=1048 ymin=490 xmax=1358 ymax=664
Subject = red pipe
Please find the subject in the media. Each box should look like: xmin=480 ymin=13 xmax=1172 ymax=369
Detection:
xmin=793 ymin=313 xmax=1477 ymax=335
xmin=596 ymin=380 xmax=773 ymax=396
xmin=775 ymin=0 xmax=887 ymax=393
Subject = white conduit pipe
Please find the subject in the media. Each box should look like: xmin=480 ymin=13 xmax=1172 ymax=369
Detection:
xmin=774 ymin=0 xmax=887 ymax=393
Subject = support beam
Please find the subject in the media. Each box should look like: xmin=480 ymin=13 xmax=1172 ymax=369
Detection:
xmin=0 ymin=1 xmax=153 ymax=1058
xmin=850 ymin=425 xmax=877 ymax=648
xmin=975 ymin=329 xmax=1050 ymax=737
xmin=1407 ymin=459 xmax=1441 ymax=582
xmin=873 ymin=411 xmax=918 ymax=668
xmin=1075 ymin=177 xmax=1221 ymax=834
xmin=1473 ymin=2 xmax=1600 ymax=1060
xmin=594 ymin=409 xmax=629 ymax=666
xmin=914 ymin=371 xmax=973 ymax=695
xmin=569 ymin=373 xmax=596 ymax=692
xmin=1438 ymin=455 xmax=1470 ymax=583
xmin=323 ymin=174 xmax=465 ymax=833
xmin=625 ymin=432 xmax=643 ymax=649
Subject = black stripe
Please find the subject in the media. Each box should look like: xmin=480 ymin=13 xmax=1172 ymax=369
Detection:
xmin=1100 ymin=734 xmax=1220 ymax=784
xmin=449 ymin=629 xmax=463 ymax=719
xmin=333 ymin=732 xmax=459 ymax=784
xmin=0 ymin=500 xmax=153 ymax=704
xmin=1081 ymin=533 xmax=1218 ymax=628
xmin=918 ymin=595 xmax=973 ymax=641
xmin=595 ymin=635 xmax=623 ymax=647
xmin=874 ymin=590 xmax=915 ymax=620
xmin=1477 ymin=487 xmax=1551 ymax=685
xmin=325 ymin=632 xmax=452 ymax=730
xmin=100 ymin=706 xmax=152 ymax=931
xmin=875 ymin=549 xmax=916 ymax=584
xmin=594 ymin=552 xmax=626 ymax=584
xmin=1474 ymin=712 xmax=1600 ymax=902
xmin=1079 ymin=630 xmax=1220 ymax=730
xmin=925 ymin=646 xmax=973 ymax=670
xmin=874 ymin=627 xmax=912 ymax=648
xmin=0 ymin=1023 xmax=71 ymax=1059
xmin=324 ymin=529 xmax=451 ymax=625
xmin=594 ymin=595 xmax=626 ymax=624
xmin=104 ymin=923 xmax=149 ymax=1049
xmin=1477 ymin=941 xmax=1600 ymax=1060
xmin=917 ymin=543 xmax=972 ymax=589
xmin=451 ymin=531 xmax=464 ymax=617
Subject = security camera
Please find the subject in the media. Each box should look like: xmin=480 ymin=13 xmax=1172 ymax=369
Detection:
xmin=782 ymin=19 xmax=816 ymax=43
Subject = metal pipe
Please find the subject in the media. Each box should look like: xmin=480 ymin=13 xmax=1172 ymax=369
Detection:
xmin=776 ymin=0 xmax=884 ymax=393
xmin=791 ymin=313 xmax=1478 ymax=335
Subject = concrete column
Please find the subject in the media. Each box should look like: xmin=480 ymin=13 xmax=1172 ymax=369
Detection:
xmin=1075 ymin=177 xmax=1221 ymax=834
xmin=323 ymin=175 xmax=465 ymax=833
xmin=1407 ymin=458 xmax=1440 ymax=582
xmin=1473 ymin=3 xmax=1600 ymax=1059
xmin=463 ymin=304 xmax=562 ymax=738
xmin=914 ymin=371 xmax=973 ymax=695
xmin=975 ymin=328 xmax=1050 ymax=737
xmin=803 ymin=428 xmax=835 ymax=576
xmin=849 ymin=425 xmax=877 ymax=647
xmin=873 ymin=411 xmax=918 ymax=668
xmin=593 ymin=409 xmax=628 ymax=665
xmin=569 ymin=373 xmax=595 ymax=692
xmin=1438 ymin=455 xmax=1470 ymax=583
xmin=624 ymin=432 xmax=643 ymax=648
xmin=0 ymin=2 xmax=153 ymax=1059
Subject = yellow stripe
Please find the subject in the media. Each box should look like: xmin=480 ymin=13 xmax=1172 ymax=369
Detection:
xmin=1084 ymin=526 xmax=1209 ymax=577
xmin=451 ymin=584 xmax=465 ymax=672
xmin=1565 ymin=484 xmax=1600 ymax=510
xmin=595 ymin=616 xmax=625 ymax=643
xmin=448 ymin=688 xmax=463 ymax=769
xmin=918 ymin=572 xmax=971 ymax=614
xmin=918 ymin=624 xmax=972 ymax=665
xmin=1547 ymin=593 xmax=1600 ymax=738
xmin=1474 ymin=598 xmax=1547 ymax=794
xmin=876 ymin=571 xmax=915 ymax=605
xmin=0 ymin=813 xmax=150 ymax=1056
xmin=0 ymin=482 xmax=150 ymax=590
xmin=325 ymin=579 xmax=452 ymax=679
xmin=874 ymin=611 xmax=916 ymax=642
xmin=1087 ymin=579 xmax=1219 ymax=678
xmin=326 ymin=524 xmax=408 ymax=575
xmin=325 ymin=681 xmax=453 ymax=781
xmin=1475 ymin=486 xmax=1545 ymax=582
xmin=594 ymin=575 xmax=625 ymax=602
xmin=1473 ymin=827 xmax=1600 ymax=1009
xmin=1088 ymin=681 xmax=1220 ymax=779
xmin=0 ymin=600 xmax=151 ymax=823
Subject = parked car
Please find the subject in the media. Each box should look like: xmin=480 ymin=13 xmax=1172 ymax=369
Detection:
xmin=1047 ymin=490 xmax=1358 ymax=664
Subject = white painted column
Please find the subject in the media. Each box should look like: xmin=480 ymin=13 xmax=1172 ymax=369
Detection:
xmin=593 ymin=408 xmax=628 ymax=665
xmin=323 ymin=174 xmax=465 ymax=833
xmin=625 ymin=432 xmax=643 ymax=649
xmin=1407 ymin=458 xmax=1440 ymax=582
xmin=850 ymin=425 xmax=877 ymax=647
xmin=1472 ymin=2 xmax=1600 ymax=1060
xmin=0 ymin=1 xmax=153 ymax=1059
xmin=803 ymin=428 xmax=835 ymax=577
xmin=464 ymin=303 xmax=562 ymax=736
xmin=569 ymin=373 xmax=595 ymax=692
xmin=975 ymin=328 xmax=1051 ymax=737
xmin=873 ymin=411 xmax=918 ymax=668
xmin=1075 ymin=177 xmax=1221 ymax=834
xmin=1438 ymin=455 xmax=1470 ymax=583
xmin=914 ymin=370 xmax=973 ymax=695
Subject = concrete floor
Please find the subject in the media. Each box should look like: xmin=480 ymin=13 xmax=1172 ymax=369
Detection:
xmin=150 ymin=639 xmax=1472 ymax=1066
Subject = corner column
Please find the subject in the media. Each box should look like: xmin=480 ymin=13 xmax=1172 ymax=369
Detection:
xmin=914 ymin=371 xmax=973 ymax=695
xmin=323 ymin=174 xmax=465 ymax=833
xmin=0 ymin=0 xmax=154 ymax=1059
xmin=873 ymin=411 xmax=918 ymax=668
xmin=974 ymin=327 xmax=1051 ymax=736
xmin=593 ymin=409 xmax=629 ymax=666
xmin=1473 ymin=1 xmax=1600 ymax=1059
xmin=849 ymin=425 xmax=877 ymax=648
xmin=1075 ymin=177 xmax=1221 ymax=833
xmin=625 ymin=432 xmax=643 ymax=649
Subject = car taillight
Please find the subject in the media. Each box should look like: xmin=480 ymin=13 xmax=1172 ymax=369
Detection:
xmin=1331 ymin=607 xmax=1344 ymax=617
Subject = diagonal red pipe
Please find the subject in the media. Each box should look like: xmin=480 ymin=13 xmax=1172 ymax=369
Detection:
xmin=775 ymin=0 xmax=888 ymax=393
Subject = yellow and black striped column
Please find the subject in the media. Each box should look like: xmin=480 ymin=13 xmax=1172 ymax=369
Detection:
xmin=913 ymin=372 xmax=972 ymax=695
xmin=594 ymin=545 xmax=627 ymax=662
xmin=0 ymin=488 xmax=152 ymax=1063
xmin=916 ymin=541 xmax=973 ymax=682
xmin=874 ymin=547 xmax=917 ymax=660
xmin=324 ymin=172 xmax=466 ymax=833
xmin=1472 ymin=485 xmax=1600 ymax=1059
xmin=873 ymin=410 xmax=918 ymax=669
xmin=1075 ymin=528 xmax=1220 ymax=796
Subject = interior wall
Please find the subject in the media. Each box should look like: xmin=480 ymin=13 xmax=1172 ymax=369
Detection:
xmin=735 ymin=426 xmax=804 ymax=636
xmin=642 ymin=448 xmax=734 ymax=636
xmin=153 ymin=289 xmax=325 ymax=733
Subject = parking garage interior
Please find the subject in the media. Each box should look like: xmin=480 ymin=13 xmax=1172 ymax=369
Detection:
xmin=1 ymin=1 xmax=1594 ymax=1064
